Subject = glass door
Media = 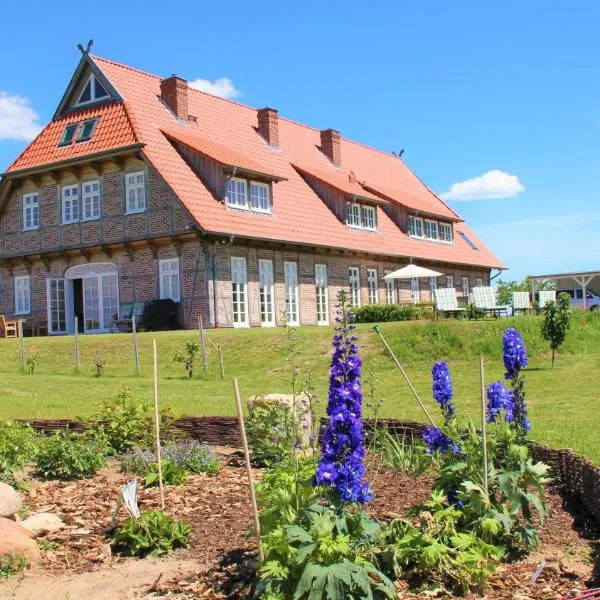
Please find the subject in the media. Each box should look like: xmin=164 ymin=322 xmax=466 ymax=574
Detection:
xmin=83 ymin=277 xmax=101 ymax=332
xmin=101 ymin=274 xmax=118 ymax=331
xmin=284 ymin=261 xmax=299 ymax=325
xmin=410 ymin=278 xmax=420 ymax=304
xmin=259 ymin=259 xmax=275 ymax=326
xmin=47 ymin=278 xmax=67 ymax=334
xmin=231 ymin=257 xmax=249 ymax=327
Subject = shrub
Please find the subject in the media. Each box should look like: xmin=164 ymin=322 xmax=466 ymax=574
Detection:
xmin=112 ymin=510 xmax=192 ymax=557
xmin=35 ymin=430 xmax=107 ymax=480
xmin=353 ymin=303 xmax=417 ymax=323
xmin=145 ymin=459 xmax=188 ymax=487
xmin=541 ymin=292 xmax=572 ymax=366
xmin=173 ymin=342 xmax=201 ymax=378
xmin=0 ymin=420 xmax=39 ymax=482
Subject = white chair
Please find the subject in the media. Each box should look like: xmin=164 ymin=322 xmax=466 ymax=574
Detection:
xmin=433 ymin=288 xmax=466 ymax=319
xmin=539 ymin=290 xmax=557 ymax=307
xmin=512 ymin=291 xmax=531 ymax=314
xmin=472 ymin=286 xmax=509 ymax=318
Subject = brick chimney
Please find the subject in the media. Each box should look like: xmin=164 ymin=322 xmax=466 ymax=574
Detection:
xmin=320 ymin=128 xmax=341 ymax=166
xmin=257 ymin=107 xmax=279 ymax=147
xmin=160 ymin=75 xmax=189 ymax=121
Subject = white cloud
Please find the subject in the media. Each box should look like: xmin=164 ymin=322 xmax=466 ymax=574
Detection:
xmin=188 ymin=77 xmax=242 ymax=99
xmin=440 ymin=169 xmax=525 ymax=201
xmin=0 ymin=91 xmax=42 ymax=141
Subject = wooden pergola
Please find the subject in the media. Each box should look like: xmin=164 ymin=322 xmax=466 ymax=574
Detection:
xmin=528 ymin=270 xmax=600 ymax=310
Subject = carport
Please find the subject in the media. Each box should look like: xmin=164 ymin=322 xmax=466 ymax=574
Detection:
xmin=528 ymin=270 xmax=600 ymax=310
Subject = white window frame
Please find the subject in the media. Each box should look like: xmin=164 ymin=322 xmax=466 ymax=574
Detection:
xmin=159 ymin=258 xmax=181 ymax=302
xmin=430 ymin=277 xmax=438 ymax=292
xmin=367 ymin=268 xmax=378 ymax=304
xmin=476 ymin=277 xmax=484 ymax=287
xmin=284 ymin=261 xmax=300 ymax=326
xmin=14 ymin=275 xmax=31 ymax=315
xmin=408 ymin=216 xmax=424 ymax=238
xmin=250 ymin=181 xmax=271 ymax=214
xmin=446 ymin=276 xmax=454 ymax=289
xmin=22 ymin=193 xmax=40 ymax=231
xmin=46 ymin=278 xmax=67 ymax=334
xmin=361 ymin=206 xmax=377 ymax=231
xmin=259 ymin=259 xmax=275 ymax=326
xmin=61 ymin=184 xmax=80 ymax=224
xmin=315 ymin=264 xmax=329 ymax=325
xmin=424 ymin=219 xmax=439 ymax=240
xmin=349 ymin=267 xmax=361 ymax=307
xmin=125 ymin=171 xmax=146 ymax=214
xmin=231 ymin=257 xmax=249 ymax=327
xmin=384 ymin=272 xmax=395 ymax=304
xmin=75 ymin=73 xmax=110 ymax=107
xmin=410 ymin=277 xmax=420 ymax=305
xmin=226 ymin=177 xmax=249 ymax=209
xmin=462 ymin=276 xmax=470 ymax=298
xmin=82 ymin=179 xmax=101 ymax=221
xmin=439 ymin=222 xmax=453 ymax=243
xmin=346 ymin=203 xmax=361 ymax=228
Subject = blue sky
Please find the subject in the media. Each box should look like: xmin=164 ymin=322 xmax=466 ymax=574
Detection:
xmin=1 ymin=0 xmax=598 ymax=281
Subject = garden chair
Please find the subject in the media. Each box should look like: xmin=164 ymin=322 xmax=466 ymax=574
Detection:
xmin=472 ymin=286 xmax=508 ymax=318
xmin=432 ymin=288 xmax=466 ymax=319
xmin=112 ymin=303 xmax=134 ymax=332
xmin=512 ymin=291 xmax=532 ymax=315
xmin=0 ymin=315 xmax=18 ymax=338
xmin=539 ymin=290 xmax=557 ymax=307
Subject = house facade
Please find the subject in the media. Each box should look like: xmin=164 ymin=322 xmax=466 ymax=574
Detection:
xmin=0 ymin=49 xmax=502 ymax=334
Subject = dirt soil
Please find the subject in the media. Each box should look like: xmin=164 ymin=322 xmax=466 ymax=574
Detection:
xmin=0 ymin=452 xmax=597 ymax=600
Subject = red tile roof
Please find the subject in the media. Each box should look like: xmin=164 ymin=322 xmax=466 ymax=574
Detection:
xmin=6 ymin=102 xmax=140 ymax=173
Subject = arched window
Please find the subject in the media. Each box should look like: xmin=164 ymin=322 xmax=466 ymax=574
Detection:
xmin=65 ymin=262 xmax=117 ymax=280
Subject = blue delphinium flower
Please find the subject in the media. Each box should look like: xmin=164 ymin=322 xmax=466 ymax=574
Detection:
xmin=503 ymin=327 xmax=528 ymax=380
xmin=315 ymin=293 xmax=372 ymax=504
xmin=432 ymin=362 xmax=455 ymax=422
xmin=447 ymin=487 xmax=464 ymax=508
xmin=422 ymin=426 xmax=461 ymax=455
xmin=486 ymin=381 xmax=514 ymax=424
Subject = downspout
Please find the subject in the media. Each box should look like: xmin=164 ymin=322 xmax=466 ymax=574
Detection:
xmin=490 ymin=268 xmax=504 ymax=282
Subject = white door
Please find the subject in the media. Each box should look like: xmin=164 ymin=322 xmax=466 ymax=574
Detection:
xmin=231 ymin=257 xmax=249 ymax=327
xmin=259 ymin=259 xmax=275 ymax=326
xmin=349 ymin=267 xmax=361 ymax=307
xmin=410 ymin=278 xmax=420 ymax=304
xmin=284 ymin=261 xmax=299 ymax=325
xmin=82 ymin=274 xmax=118 ymax=333
xmin=47 ymin=278 xmax=67 ymax=334
xmin=315 ymin=264 xmax=329 ymax=325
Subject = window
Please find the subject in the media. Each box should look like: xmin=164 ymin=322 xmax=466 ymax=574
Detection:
xmin=462 ymin=277 xmax=470 ymax=298
xmin=315 ymin=264 xmax=329 ymax=325
xmin=77 ymin=119 xmax=98 ymax=142
xmin=384 ymin=273 xmax=395 ymax=304
xmin=22 ymin=193 xmax=40 ymax=231
xmin=446 ymin=276 xmax=454 ymax=289
xmin=429 ymin=277 xmax=438 ymax=292
xmin=250 ymin=182 xmax=271 ymax=213
xmin=284 ymin=261 xmax=299 ymax=326
xmin=76 ymin=73 xmax=109 ymax=106
xmin=424 ymin=220 xmax=438 ymax=240
xmin=410 ymin=278 xmax=420 ymax=304
xmin=226 ymin=177 xmax=248 ymax=208
xmin=14 ymin=276 xmax=31 ymax=315
xmin=439 ymin=222 xmax=453 ymax=243
xmin=59 ymin=124 xmax=79 ymax=147
xmin=82 ymin=180 xmax=101 ymax=221
xmin=476 ymin=278 xmax=484 ymax=287
xmin=346 ymin=203 xmax=361 ymax=228
xmin=349 ymin=267 xmax=360 ymax=307
xmin=259 ymin=259 xmax=275 ymax=326
xmin=367 ymin=269 xmax=378 ymax=304
xmin=159 ymin=258 xmax=180 ymax=302
xmin=231 ymin=257 xmax=248 ymax=327
xmin=125 ymin=172 xmax=146 ymax=213
xmin=408 ymin=216 xmax=423 ymax=238
xmin=61 ymin=184 xmax=80 ymax=224
xmin=361 ymin=206 xmax=376 ymax=230
xmin=459 ymin=231 xmax=479 ymax=250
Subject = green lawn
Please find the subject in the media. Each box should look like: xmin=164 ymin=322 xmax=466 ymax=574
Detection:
xmin=1 ymin=313 xmax=599 ymax=463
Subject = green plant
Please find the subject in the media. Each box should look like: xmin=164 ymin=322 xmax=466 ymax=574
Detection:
xmin=173 ymin=342 xmax=201 ymax=378
xmin=26 ymin=353 xmax=39 ymax=375
xmin=371 ymin=428 xmax=432 ymax=475
xmin=353 ymin=303 xmax=417 ymax=323
xmin=94 ymin=355 xmax=105 ymax=377
xmin=112 ymin=510 xmax=192 ymax=557
xmin=35 ymin=430 xmax=107 ymax=480
xmin=0 ymin=420 xmax=39 ymax=482
xmin=541 ymin=292 xmax=572 ymax=366
xmin=0 ymin=552 xmax=28 ymax=579
xmin=38 ymin=539 xmax=60 ymax=552
xmin=144 ymin=459 xmax=188 ymax=487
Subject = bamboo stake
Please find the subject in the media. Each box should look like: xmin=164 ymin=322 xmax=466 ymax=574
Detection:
xmin=217 ymin=344 xmax=225 ymax=380
xmin=18 ymin=320 xmax=25 ymax=371
xmin=132 ymin=315 xmax=139 ymax=377
xmin=198 ymin=315 xmax=208 ymax=374
xmin=373 ymin=326 xmax=436 ymax=426
xmin=152 ymin=339 xmax=165 ymax=510
xmin=232 ymin=378 xmax=263 ymax=564
xmin=480 ymin=356 xmax=489 ymax=496
xmin=74 ymin=317 xmax=80 ymax=373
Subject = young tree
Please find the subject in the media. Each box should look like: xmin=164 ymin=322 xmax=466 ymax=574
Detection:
xmin=540 ymin=292 xmax=572 ymax=367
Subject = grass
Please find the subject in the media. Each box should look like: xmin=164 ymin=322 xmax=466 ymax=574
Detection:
xmin=1 ymin=310 xmax=599 ymax=463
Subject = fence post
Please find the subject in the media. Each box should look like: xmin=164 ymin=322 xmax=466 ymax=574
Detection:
xmin=480 ymin=356 xmax=489 ymax=497
xmin=132 ymin=315 xmax=139 ymax=377
xmin=198 ymin=315 xmax=208 ymax=375
xmin=18 ymin=320 xmax=25 ymax=371
xmin=152 ymin=339 xmax=165 ymax=510
xmin=74 ymin=316 xmax=80 ymax=373
xmin=217 ymin=343 xmax=225 ymax=380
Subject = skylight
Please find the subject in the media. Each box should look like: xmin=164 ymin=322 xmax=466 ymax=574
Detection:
xmin=76 ymin=74 xmax=110 ymax=106
xmin=459 ymin=231 xmax=479 ymax=250
xmin=59 ymin=124 xmax=79 ymax=147
xmin=77 ymin=119 xmax=98 ymax=142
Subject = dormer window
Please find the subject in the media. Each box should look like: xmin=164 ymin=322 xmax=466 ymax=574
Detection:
xmin=225 ymin=177 xmax=271 ymax=214
xmin=76 ymin=73 xmax=110 ymax=106
xmin=59 ymin=124 xmax=79 ymax=147
xmin=439 ymin=222 xmax=453 ymax=243
xmin=77 ymin=118 xmax=98 ymax=142
xmin=408 ymin=216 xmax=423 ymax=237
xmin=424 ymin=219 xmax=438 ymax=240
xmin=408 ymin=215 xmax=453 ymax=244
xmin=345 ymin=202 xmax=377 ymax=231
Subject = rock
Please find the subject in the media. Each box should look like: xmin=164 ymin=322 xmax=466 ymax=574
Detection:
xmin=22 ymin=512 xmax=66 ymax=536
xmin=0 ymin=532 xmax=41 ymax=567
xmin=248 ymin=393 xmax=314 ymax=448
xmin=0 ymin=481 xmax=22 ymax=518
xmin=0 ymin=516 xmax=36 ymax=539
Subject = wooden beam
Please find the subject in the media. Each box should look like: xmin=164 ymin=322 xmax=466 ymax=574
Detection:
xmin=80 ymin=248 xmax=92 ymax=261
xmin=69 ymin=166 xmax=81 ymax=180
xmin=89 ymin=161 xmax=103 ymax=177
xmin=111 ymin=156 xmax=125 ymax=171
xmin=47 ymin=171 xmax=61 ymax=185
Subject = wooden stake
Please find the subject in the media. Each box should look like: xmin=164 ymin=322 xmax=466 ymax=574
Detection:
xmin=152 ymin=339 xmax=165 ymax=510
xmin=74 ymin=316 xmax=80 ymax=373
xmin=480 ymin=356 xmax=489 ymax=496
xmin=132 ymin=315 xmax=139 ymax=377
xmin=232 ymin=378 xmax=263 ymax=564
xmin=18 ymin=320 xmax=25 ymax=371
xmin=198 ymin=315 xmax=208 ymax=375
xmin=217 ymin=343 xmax=225 ymax=380
xmin=373 ymin=326 xmax=436 ymax=426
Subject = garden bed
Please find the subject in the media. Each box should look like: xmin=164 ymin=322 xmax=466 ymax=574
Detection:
xmin=3 ymin=450 xmax=597 ymax=599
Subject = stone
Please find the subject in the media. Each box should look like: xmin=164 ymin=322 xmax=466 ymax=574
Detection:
xmin=0 ymin=482 xmax=22 ymax=518
xmin=248 ymin=393 xmax=314 ymax=448
xmin=0 ymin=532 xmax=41 ymax=567
xmin=21 ymin=512 xmax=66 ymax=536
xmin=0 ymin=516 xmax=35 ymax=539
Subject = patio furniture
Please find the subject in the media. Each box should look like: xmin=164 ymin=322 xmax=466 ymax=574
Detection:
xmin=22 ymin=316 xmax=48 ymax=337
xmin=512 ymin=291 xmax=532 ymax=315
xmin=539 ymin=290 xmax=557 ymax=307
xmin=0 ymin=315 xmax=18 ymax=338
xmin=472 ymin=286 xmax=509 ymax=318
xmin=432 ymin=288 xmax=467 ymax=319
xmin=112 ymin=303 xmax=134 ymax=332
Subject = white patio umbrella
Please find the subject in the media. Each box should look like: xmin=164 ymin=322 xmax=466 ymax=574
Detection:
xmin=383 ymin=264 xmax=443 ymax=280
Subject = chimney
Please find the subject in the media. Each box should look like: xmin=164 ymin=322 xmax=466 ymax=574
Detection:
xmin=320 ymin=128 xmax=341 ymax=166
xmin=257 ymin=107 xmax=279 ymax=147
xmin=160 ymin=75 xmax=188 ymax=121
